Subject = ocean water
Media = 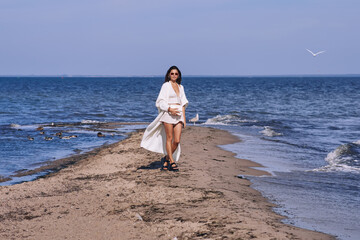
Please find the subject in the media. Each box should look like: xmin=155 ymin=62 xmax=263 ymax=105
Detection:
xmin=1 ymin=76 xmax=359 ymax=239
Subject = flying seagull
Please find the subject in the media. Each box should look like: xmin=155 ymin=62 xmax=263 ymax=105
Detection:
xmin=306 ymin=49 xmax=326 ymax=57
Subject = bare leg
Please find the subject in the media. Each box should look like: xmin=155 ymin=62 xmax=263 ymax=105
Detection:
xmin=164 ymin=122 xmax=183 ymax=161
xmin=169 ymin=122 xmax=183 ymax=171
xmin=163 ymin=122 xmax=175 ymax=163
xmin=171 ymin=122 xmax=183 ymax=158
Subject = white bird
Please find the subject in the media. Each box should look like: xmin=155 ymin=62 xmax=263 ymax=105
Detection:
xmin=189 ymin=113 xmax=199 ymax=125
xmin=306 ymin=49 xmax=326 ymax=57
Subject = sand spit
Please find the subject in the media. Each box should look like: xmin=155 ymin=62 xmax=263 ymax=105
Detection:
xmin=0 ymin=126 xmax=334 ymax=239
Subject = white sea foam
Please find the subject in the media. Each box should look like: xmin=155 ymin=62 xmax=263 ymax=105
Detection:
xmin=10 ymin=123 xmax=21 ymax=128
xmin=9 ymin=123 xmax=38 ymax=130
xmin=312 ymin=164 xmax=360 ymax=173
xmin=260 ymin=126 xmax=283 ymax=137
xmin=81 ymin=120 xmax=101 ymax=124
xmin=204 ymin=114 xmax=258 ymax=126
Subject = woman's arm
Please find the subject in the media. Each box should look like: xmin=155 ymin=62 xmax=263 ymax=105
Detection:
xmin=180 ymin=85 xmax=188 ymax=128
xmin=180 ymin=85 xmax=189 ymax=109
xmin=182 ymin=106 xmax=186 ymax=128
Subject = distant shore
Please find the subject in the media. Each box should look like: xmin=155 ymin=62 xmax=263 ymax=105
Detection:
xmin=0 ymin=126 xmax=334 ymax=239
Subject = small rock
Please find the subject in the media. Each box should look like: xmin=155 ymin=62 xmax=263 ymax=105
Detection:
xmin=135 ymin=213 xmax=143 ymax=221
xmin=97 ymin=132 xmax=105 ymax=137
xmin=236 ymin=175 xmax=247 ymax=179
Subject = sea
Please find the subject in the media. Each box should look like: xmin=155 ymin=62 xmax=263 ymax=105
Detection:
xmin=0 ymin=76 xmax=359 ymax=239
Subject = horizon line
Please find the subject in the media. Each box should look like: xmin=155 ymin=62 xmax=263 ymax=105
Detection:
xmin=0 ymin=73 xmax=360 ymax=78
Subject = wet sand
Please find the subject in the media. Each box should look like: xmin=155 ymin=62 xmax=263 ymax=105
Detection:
xmin=0 ymin=126 xmax=334 ymax=239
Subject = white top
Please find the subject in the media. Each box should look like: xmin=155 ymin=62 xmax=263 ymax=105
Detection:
xmin=168 ymin=90 xmax=181 ymax=104
xmin=140 ymin=81 xmax=189 ymax=161
xmin=156 ymin=81 xmax=189 ymax=111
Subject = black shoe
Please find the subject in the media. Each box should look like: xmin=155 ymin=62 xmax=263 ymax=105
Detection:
xmin=169 ymin=162 xmax=179 ymax=172
xmin=160 ymin=156 xmax=169 ymax=171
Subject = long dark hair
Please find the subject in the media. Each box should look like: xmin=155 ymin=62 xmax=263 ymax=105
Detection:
xmin=164 ymin=66 xmax=182 ymax=85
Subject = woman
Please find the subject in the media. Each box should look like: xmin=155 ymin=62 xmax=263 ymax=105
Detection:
xmin=140 ymin=66 xmax=188 ymax=171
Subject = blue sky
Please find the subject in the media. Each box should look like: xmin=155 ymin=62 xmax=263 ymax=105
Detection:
xmin=0 ymin=0 xmax=359 ymax=76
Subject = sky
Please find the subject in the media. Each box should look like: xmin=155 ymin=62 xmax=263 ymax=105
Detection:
xmin=0 ymin=0 xmax=359 ymax=76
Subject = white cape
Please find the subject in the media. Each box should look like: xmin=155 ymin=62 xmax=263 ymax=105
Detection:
xmin=140 ymin=82 xmax=188 ymax=162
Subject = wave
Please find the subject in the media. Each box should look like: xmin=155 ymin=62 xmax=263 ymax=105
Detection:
xmin=204 ymin=114 xmax=258 ymax=126
xmin=9 ymin=123 xmax=40 ymax=130
xmin=260 ymin=126 xmax=283 ymax=137
xmin=312 ymin=140 xmax=360 ymax=173
xmin=81 ymin=120 xmax=102 ymax=124
xmin=10 ymin=123 xmax=22 ymax=129
xmin=8 ymin=121 xmax=106 ymax=131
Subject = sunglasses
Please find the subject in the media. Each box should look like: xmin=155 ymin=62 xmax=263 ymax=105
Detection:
xmin=170 ymin=73 xmax=179 ymax=76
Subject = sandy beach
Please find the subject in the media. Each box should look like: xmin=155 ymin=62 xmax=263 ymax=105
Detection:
xmin=0 ymin=126 xmax=335 ymax=240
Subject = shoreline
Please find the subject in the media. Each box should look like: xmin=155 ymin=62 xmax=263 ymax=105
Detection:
xmin=1 ymin=121 xmax=147 ymax=184
xmin=0 ymin=126 xmax=335 ymax=239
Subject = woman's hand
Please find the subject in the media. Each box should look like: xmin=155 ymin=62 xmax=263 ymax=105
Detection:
xmin=168 ymin=107 xmax=180 ymax=116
